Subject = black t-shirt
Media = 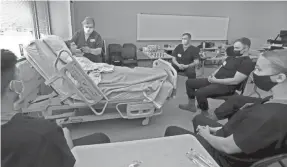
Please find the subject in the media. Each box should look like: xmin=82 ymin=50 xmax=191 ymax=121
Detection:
xmin=216 ymin=101 xmax=287 ymax=165
xmin=171 ymin=44 xmax=200 ymax=65
xmin=1 ymin=113 xmax=75 ymax=167
xmin=215 ymin=56 xmax=254 ymax=79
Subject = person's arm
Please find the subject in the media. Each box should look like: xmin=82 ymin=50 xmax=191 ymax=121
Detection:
xmin=212 ymin=71 xmax=248 ymax=85
xmin=185 ymin=59 xmax=199 ymax=68
xmin=71 ymin=31 xmax=79 ymax=44
xmin=211 ymin=59 xmax=255 ymax=85
xmin=212 ymin=66 xmax=221 ymax=77
xmin=204 ymin=134 xmax=242 ymax=154
xmin=209 ymin=126 xmax=222 ymax=133
xmin=198 ymin=126 xmax=241 ymax=154
xmin=197 ymin=125 xmax=222 ymax=134
xmin=89 ymin=48 xmax=102 ymax=55
xmin=171 ymin=46 xmax=180 ymax=66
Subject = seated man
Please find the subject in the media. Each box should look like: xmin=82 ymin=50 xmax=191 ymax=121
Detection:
xmin=171 ymin=33 xmax=200 ymax=79
xmin=179 ymin=37 xmax=254 ymax=112
xmin=165 ymin=49 xmax=287 ymax=167
xmin=1 ymin=49 xmax=110 ymax=167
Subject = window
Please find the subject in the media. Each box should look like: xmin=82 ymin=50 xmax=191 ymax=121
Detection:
xmin=0 ymin=0 xmax=51 ymax=58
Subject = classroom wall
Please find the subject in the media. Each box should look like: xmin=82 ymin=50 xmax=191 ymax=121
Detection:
xmin=72 ymin=1 xmax=287 ymax=50
xmin=49 ymin=0 xmax=73 ymax=40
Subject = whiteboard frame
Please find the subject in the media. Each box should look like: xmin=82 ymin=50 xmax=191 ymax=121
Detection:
xmin=136 ymin=13 xmax=229 ymax=41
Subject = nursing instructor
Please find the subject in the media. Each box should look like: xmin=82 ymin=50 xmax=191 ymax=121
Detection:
xmin=71 ymin=17 xmax=103 ymax=62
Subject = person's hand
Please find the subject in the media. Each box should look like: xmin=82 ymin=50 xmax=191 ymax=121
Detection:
xmin=182 ymin=64 xmax=189 ymax=69
xmin=208 ymin=76 xmax=217 ymax=83
xmin=197 ymin=125 xmax=211 ymax=140
xmin=81 ymin=46 xmax=91 ymax=53
xmin=197 ymin=125 xmax=221 ymax=135
xmin=240 ymin=103 xmax=255 ymax=110
xmin=209 ymin=127 xmax=222 ymax=134
xmin=178 ymin=64 xmax=185 ymax=70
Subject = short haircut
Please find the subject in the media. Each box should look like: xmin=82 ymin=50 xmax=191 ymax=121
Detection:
xmin=1 ymin=49 xmax=17 ymax=94
xmin=235 ymin=37 xmax=251 ymax=48
xmin=262 ymin=49 xmax=287 ymax=74
xmin=81 ymin=16 xmax=95 ymax=27
xmin=182 ymin=33 xmax=191 ymax=39
xmin=226 ymin=46 xmax=235 ymax=57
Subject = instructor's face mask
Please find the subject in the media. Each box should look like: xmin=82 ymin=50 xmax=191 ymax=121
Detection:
xmin=83 ymin=24 xmax=94 ymax=35
xmin=253 ymin=73 xmax=279 ymax=91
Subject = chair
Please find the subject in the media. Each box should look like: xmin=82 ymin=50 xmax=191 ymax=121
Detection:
xmin=250 ymin=154 xmax=287 ymax=167
xmin=122 ymin=43 xmax=138 ymax=67
xmin=108 ymin=44 xmax=122 ymax=66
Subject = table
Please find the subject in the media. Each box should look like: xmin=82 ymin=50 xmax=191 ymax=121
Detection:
xmin=163 ymin=47 xmax=175 ymax=55
xmin=72 ymin=134 xmax=220 ymax=167
xmin=137 ymin=51 xmax=173 ymax=67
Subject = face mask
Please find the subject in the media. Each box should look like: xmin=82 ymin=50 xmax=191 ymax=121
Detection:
xmin=84 ymin=28 xmax=93 ymax=35
xmin=253 ymin=73 xmax=278 ymax=91
xmin=233 ymin=50 xmax=243 ymax=57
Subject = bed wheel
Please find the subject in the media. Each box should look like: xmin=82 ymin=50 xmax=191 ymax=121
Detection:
xmin=142 ymin=117 xmax=150 ymax=126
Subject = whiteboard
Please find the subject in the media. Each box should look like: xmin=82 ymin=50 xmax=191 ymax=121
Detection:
xmin=137 ymin=13 xmax=229 ymax=41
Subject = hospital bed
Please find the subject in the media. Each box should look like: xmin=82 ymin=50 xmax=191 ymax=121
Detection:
xmin=12 ymin=35 xmax=177 ymax=125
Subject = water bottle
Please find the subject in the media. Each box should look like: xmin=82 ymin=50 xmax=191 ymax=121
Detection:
xmin=186 ymin=149 xmax=215 ymax=167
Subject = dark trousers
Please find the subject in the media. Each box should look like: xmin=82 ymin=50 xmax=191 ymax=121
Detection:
xmin=172 ymin=64 xmax=196 ymax=79
xmin=186 ymin=78 xmax=235 ymax=111
xmin=72 ymin=132 xmax=110 ymax=146
xmin=164 ymin=114 xmax=253 ymax=167
xmin=83 ymin=53 xmax=103 ymax=63
xmin=214 ymin=95 xmax=262 ymax=120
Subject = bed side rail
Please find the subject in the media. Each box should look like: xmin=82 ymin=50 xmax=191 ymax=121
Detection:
xmin=54 ymin=50 xmax=108 ymax=115
xmin=153 ymin=59 xmax=177 ymax=97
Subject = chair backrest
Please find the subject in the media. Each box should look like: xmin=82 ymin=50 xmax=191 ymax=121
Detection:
xmin=123 ymin=43 xmax=137 ymax=50
xmin=108 ymin=44 xmax=122 ymax=64
xmin=121 ymin=47 xmax=137 ymax=60
xmin=236 ymin=77 xmax=249 ymax=95
xmin=122 ymin=43 xmax=137 ymax=60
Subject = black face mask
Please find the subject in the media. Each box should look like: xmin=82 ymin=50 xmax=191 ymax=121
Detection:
xmin=253 ymin=73 xmax=278 ymax=91
xmin=234 ymin=50 xmax=243 ymax=57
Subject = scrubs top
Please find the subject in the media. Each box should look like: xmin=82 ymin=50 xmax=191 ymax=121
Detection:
xmin=71 ymin=29 xmax=103 ymax=62
xmin=171 ymin=44 xmax=200 ymax=66
xmin=215 ymin=99 xmax=287 ymax=167
xmin=215 ymin=56 xmax=254 ymax=79
xmin=1 ymin=113 xmax=75 ymax=167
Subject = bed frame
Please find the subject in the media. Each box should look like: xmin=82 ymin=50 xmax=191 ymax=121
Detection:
xmin=13 ymin=47 xmax=177 ymax=126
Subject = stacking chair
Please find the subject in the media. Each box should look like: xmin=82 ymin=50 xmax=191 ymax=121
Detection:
xmin=108 ymin=44 xmax=122 ymax=66
xmin=122 ymin=43 xmax=138 ymax=68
